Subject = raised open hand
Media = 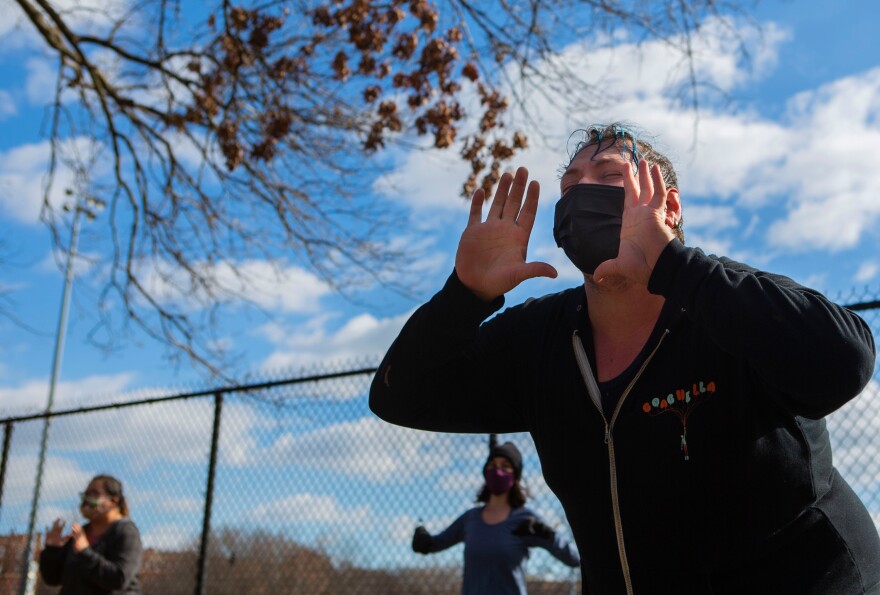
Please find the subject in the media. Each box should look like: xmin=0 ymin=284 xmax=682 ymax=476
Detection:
xmin=45 ymin=518 xmax=68 ymax=548
xmin=455 ymin=167 xmax=557 ymax=301
xmin=70 ymin=522 xmax=89 ymax=553
xmin=593 ymin=160 xmax=678 ymax=285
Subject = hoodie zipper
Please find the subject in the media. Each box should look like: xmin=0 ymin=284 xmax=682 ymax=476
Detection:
xmin=572 ymin=328 xmax=669 ymax=595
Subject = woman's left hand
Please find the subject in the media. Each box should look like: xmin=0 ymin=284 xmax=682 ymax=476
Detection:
xmin=593 ymin=159 xmax=677 ymax=285
xmin=513 ymin=516 xmax=555 ymax=540
xmin=70 ymin=523 xmax=89 ymax=553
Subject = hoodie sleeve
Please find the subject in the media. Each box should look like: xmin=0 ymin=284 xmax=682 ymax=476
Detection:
xmin=369 ymin=270 xmax=530 ymax=434
xmin=648 ymin=240 xmax=876 ymax=419
xmin=38 ymin=543 xmax=68 ymax=586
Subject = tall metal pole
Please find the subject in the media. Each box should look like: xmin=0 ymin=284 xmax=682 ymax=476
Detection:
xmin=19 ymin=207 xmax=83 ymax=595
xmin=0 ymin=421 xmax=14 ymax=524
xmin=195 ymin=392 xmax=224 ymax=595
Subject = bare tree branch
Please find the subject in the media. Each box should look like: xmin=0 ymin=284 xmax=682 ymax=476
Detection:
xmin=8 ymin=0 xmax=758 ymax=375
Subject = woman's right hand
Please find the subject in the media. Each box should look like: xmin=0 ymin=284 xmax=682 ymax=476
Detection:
xmin=412 ymin=525 xmax=433 ymax=554
xmin=455 ymin=167 xmax=557 ymax=302
xmin=45 ymin=519 xmax=68 ymax=547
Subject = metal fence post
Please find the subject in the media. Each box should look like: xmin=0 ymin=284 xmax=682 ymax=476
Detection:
xmin=0 ymin=421 xmax=13 ymax=523
xmin=195 ymin=391 xmax=224 ymax=595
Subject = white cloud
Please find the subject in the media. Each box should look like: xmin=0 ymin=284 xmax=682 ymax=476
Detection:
xmin=679 ymin=205 xmax=739 ymax=230
xmin=0 ymin=373 xmax=135 ymax=416
xmin=436 ymin=471 xmax=480 ymax=494
xmin=573 ymin=19 xmax=785 ymax=100
xmin=0 ymin=141 xmax=60 ymax=223
xmin=372 ymin=141 xmax=472 ymax=211
xmin=0 ymin=1 xmax=31 ymax=42
xmin=267 ymin=417 xmax=458 ymax=482
xmin=854 ymin=261 xmax=878 ymax=284
xmin=801 ymin=272 xmax=830 ymax=294
xmin=767 ymin=190 xmax=873 ymax=252
xmin=531 ymin=242 xmax=582 ymax=283
xmin=140 ymin=523 xmax=197 ymax=550
xmin=25 ymin=58 xmax=58 ymax=104
xmin=138 ymin=259 xmax=333 ymax=314
xmin=0 ymin=137 xmax=101 ymax=225
xmin=1 ymin=0 xmax=134 ymax=53
xmin=259 ymin=310 xmax=412 ymax=371
xmin=217 ymin=260 xmax=331 ymax=313
xmin=155 ymin=496 xmax=204 ymax=514
xmin=0 ymin=454 xmax=93 ymax=512
xmin=251 ymin=493 xmax=371 ymax=525
xmin=0 ymin=376 xmax=263 ymax=467
xmin=759 ymin=69 xmax=880 ymax=251
xmin=386 ymin=512 xmax=421 ymax=545
xmin=0 ymin=89 xmax=16 ymax=119
xmin=684 ymin=236 xmax=737 ymax=261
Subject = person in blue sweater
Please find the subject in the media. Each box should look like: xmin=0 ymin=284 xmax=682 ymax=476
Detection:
xmin=411 ymin=441 xmax=580 ymax=594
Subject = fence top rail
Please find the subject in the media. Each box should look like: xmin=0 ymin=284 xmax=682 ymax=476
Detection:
xmin=0 ymin=366 xmax=379 ymax=425
xmin=0 ymin=296 xmax=876 ymax=425
xmin=846 ymin=300 xmax=880 ymax=312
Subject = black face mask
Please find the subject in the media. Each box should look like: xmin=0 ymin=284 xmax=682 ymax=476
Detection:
xmin=553 ymin=184 xmax=624 ymax=275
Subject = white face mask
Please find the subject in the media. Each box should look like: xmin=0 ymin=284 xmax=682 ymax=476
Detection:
xmin=80 ymin=494 xmax=111 ymax=519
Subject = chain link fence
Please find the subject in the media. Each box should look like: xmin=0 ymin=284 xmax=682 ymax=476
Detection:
xmin=0 ymin=291 xmax=877 ymax=595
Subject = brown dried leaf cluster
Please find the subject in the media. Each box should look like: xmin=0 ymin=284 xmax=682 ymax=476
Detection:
xmin=161 ymin=7 xmax=310 ymax=171
xmin=176 ymin=1 xmax=524 ymax=196
xmin=461 ymin=85 xmax=526 ymax=197
xmin=309 ymin=1 xmax=525 ymax=195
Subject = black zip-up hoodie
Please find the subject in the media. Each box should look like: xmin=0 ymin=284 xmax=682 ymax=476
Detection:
xmin=370 ymin=241 xmax=880 ymax=594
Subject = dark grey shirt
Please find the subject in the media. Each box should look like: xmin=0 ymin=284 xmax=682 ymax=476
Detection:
xmin=39 ymin=518 xmax=142 ymax=595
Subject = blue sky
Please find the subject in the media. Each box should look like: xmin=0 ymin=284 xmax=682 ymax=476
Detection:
xmin=0 ymin=0 xmax=879 ymax=561
xmin=1 ymin=0 xmax=879 ymax=398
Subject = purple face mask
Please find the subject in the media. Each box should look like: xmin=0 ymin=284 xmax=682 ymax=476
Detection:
xmin=484 ymin=467 xmax=515 ymax=495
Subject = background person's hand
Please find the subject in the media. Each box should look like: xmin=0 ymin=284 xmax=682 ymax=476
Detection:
xmin=411 ymin=525 xmax=433 ymax=554
xmin=593 ymin=160 xmax=677 ymax=286
xmin=455 ymin=167 xmax=557 ymax=301
xmin=45 ymin=519 xmax=68 ymax=547
xmin=70 ymin=522 xmax=89 ymax=553
xmin=513 ymin=516 xmax=555 ymax=540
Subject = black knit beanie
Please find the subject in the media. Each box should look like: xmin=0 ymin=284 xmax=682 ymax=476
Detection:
xmin=487 ymin=442 xmax=523 ymax=479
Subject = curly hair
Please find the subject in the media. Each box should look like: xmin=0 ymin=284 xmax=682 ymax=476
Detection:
xmin=564 ymin=122 xmax=684 ymax=242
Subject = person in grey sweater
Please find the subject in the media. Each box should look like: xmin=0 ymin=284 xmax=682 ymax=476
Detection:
xmin=412 ymin=442 xmax=580 ymax=594
xmin=39 ymin=474 xmax=142 ymax=595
